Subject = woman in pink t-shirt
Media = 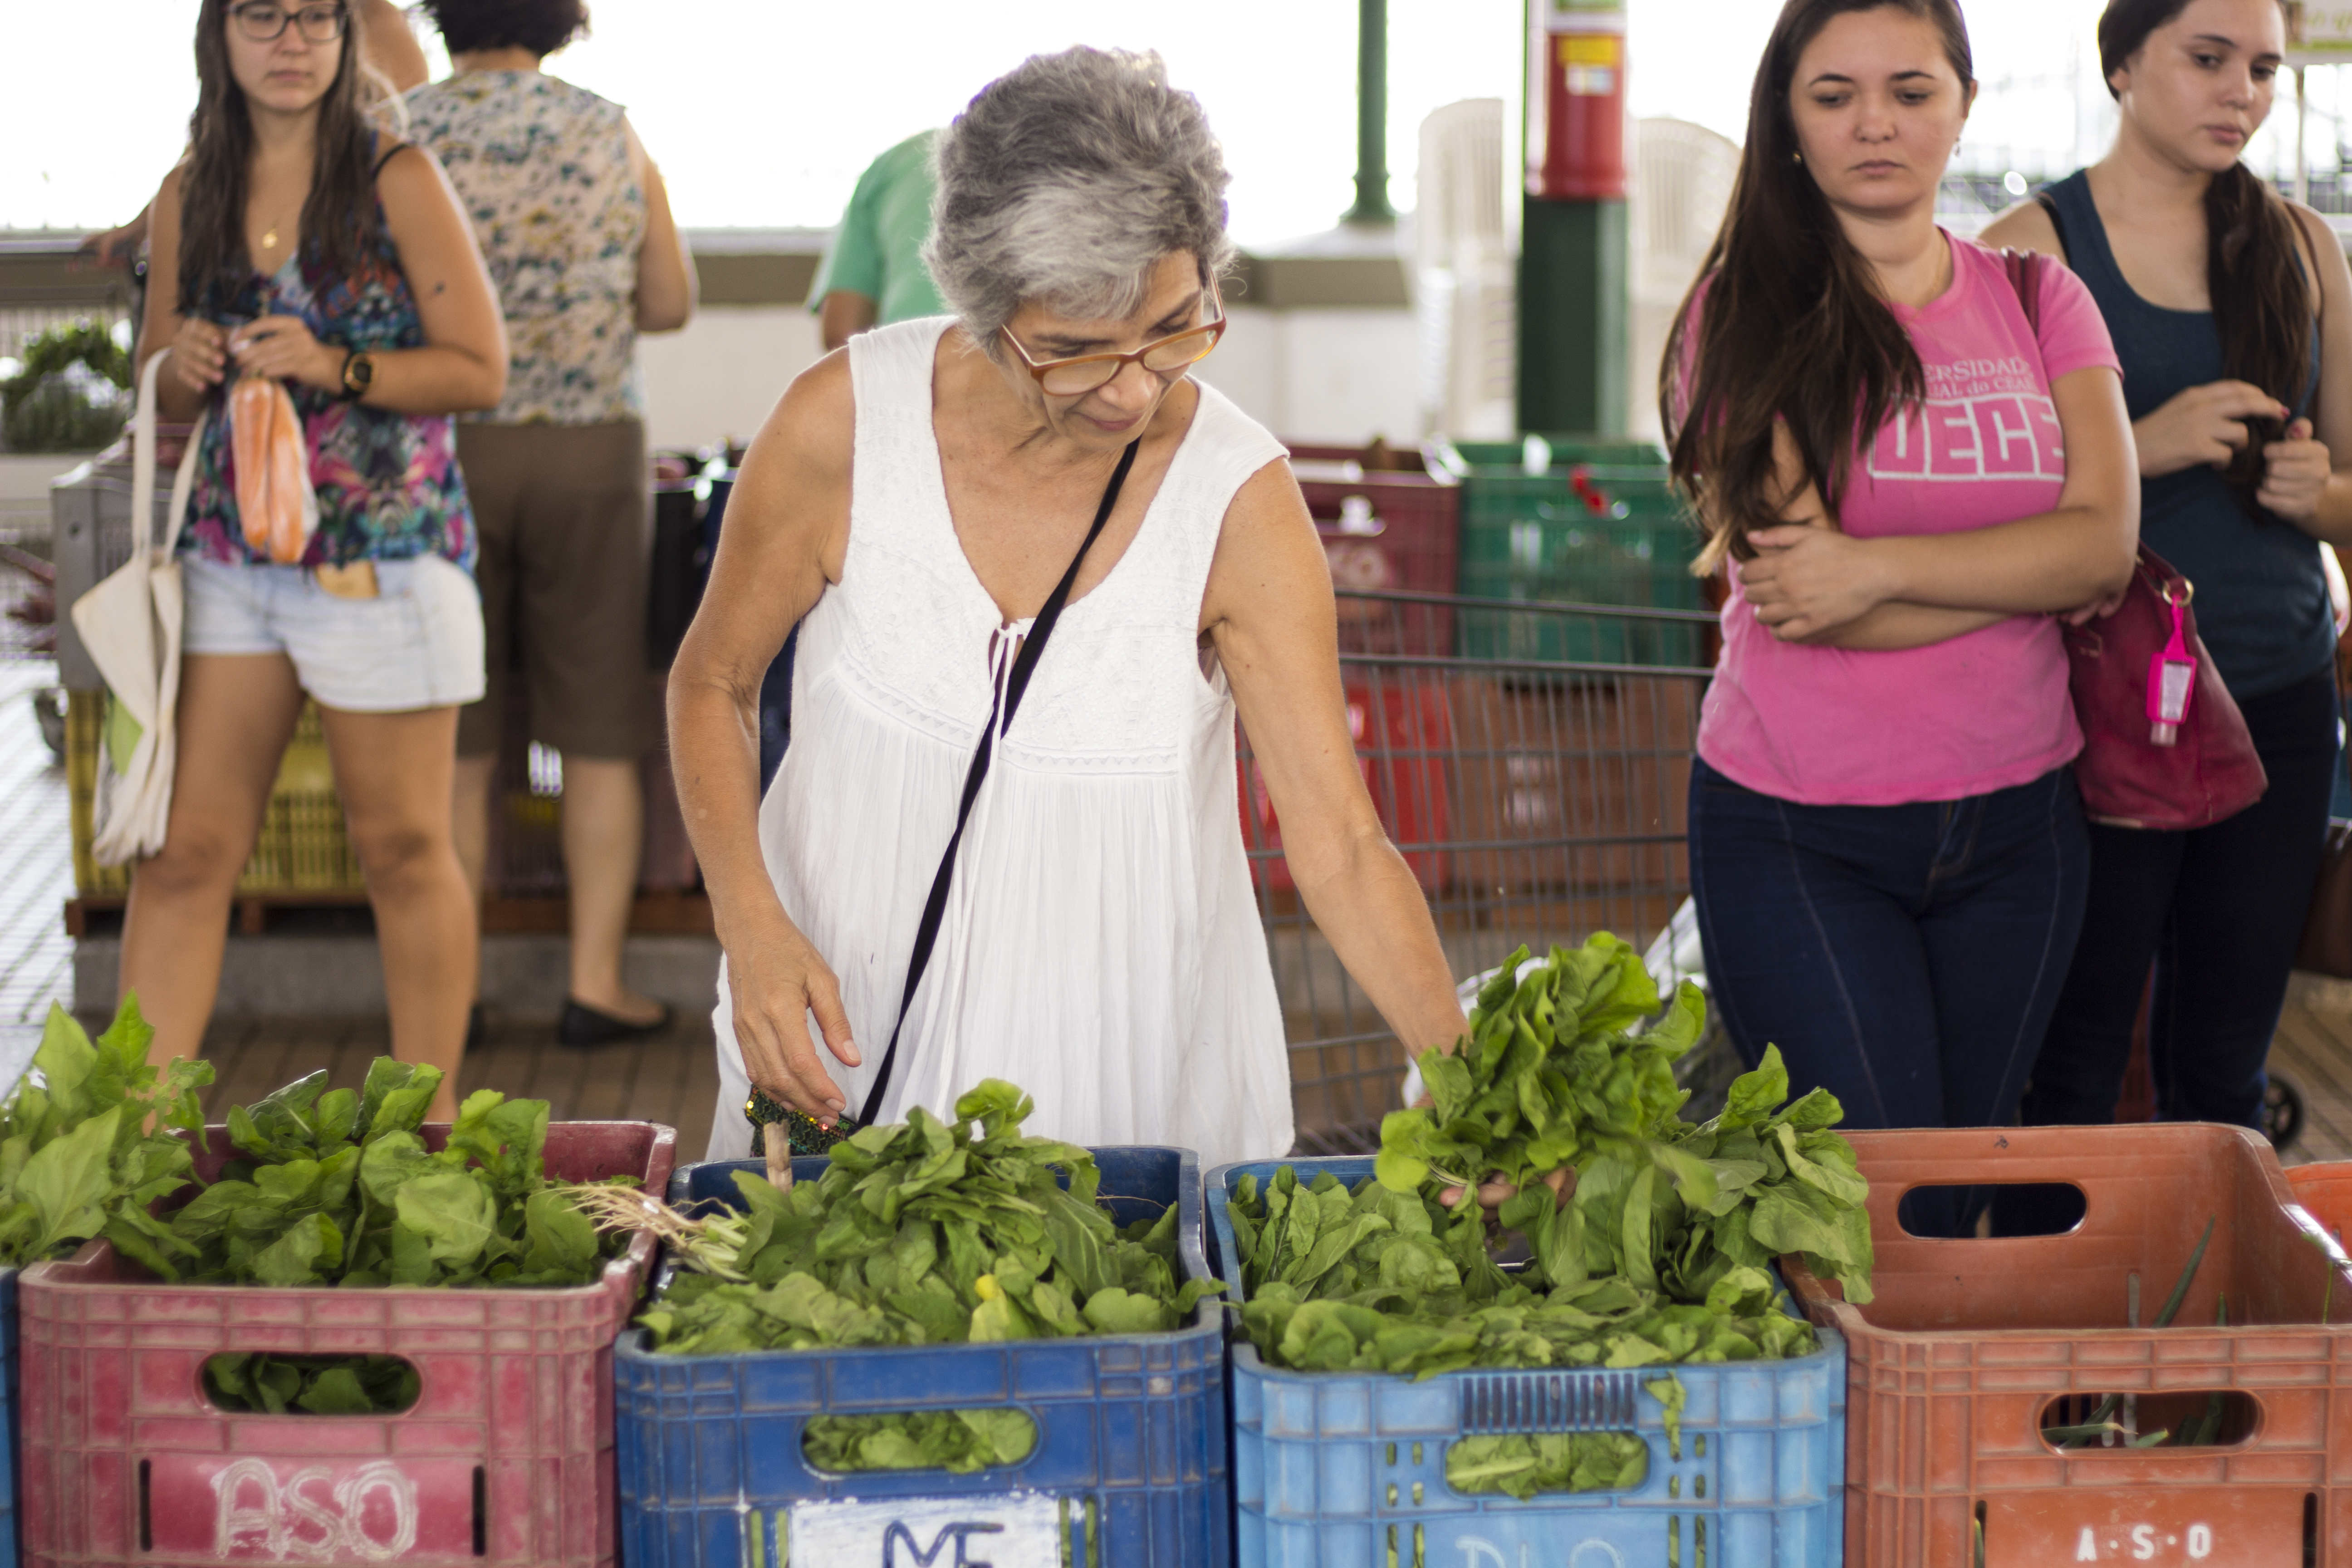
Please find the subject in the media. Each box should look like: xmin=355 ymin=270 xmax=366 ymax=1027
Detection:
xmin=1663 ymin=0 xmax=2138 ymax=1230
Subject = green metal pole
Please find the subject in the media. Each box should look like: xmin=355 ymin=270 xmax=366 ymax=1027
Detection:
xmin=1519 ymin=199 xmax=1627 ymax=434
xmin=1344 ymin=0 xmax=1396 ymax=225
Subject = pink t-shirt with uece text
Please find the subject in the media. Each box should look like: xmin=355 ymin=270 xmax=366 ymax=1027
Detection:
xmin=1696 ymin=235 xmax=2123 ymax=807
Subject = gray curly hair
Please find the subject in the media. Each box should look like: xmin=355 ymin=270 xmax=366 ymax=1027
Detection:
xmin=925 ymin=47 xmax=1235 ymax=358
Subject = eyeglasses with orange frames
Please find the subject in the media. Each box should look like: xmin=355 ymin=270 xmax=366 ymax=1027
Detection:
xmin=999 ymin=285 xmax=1228 ymax=397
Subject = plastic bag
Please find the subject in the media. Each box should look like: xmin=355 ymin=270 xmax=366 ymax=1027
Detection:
xmin=230 ymin=374 xmax=318 ymax=564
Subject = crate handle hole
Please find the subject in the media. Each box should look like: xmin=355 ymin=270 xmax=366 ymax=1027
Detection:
xmin=2038 ymin=1390 xmax=2259 ymax=1452
xmin=1897 ymin=1182 xmax=2085 ymax=1237
xmin=1443 ymin=1431 xmax=1648 ymax=1499
xmin=472 ymin=1466 xmax=486 ymax=1557
xmin=800 ymin=1409 xmax=1039 ymax=1475
xmin=201 ymin=1353 xmax=421 ymax=1415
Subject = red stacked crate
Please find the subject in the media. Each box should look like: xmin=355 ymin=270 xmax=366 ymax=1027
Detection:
xmin=17 ymin=1122 xmax=674 ymax=1568
xmin=1287 ymin=442 xmax=1460 ymax=657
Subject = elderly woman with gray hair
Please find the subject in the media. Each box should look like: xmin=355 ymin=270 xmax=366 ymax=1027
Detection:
xmin=671 ymin=47 xmax=1468 ymax=1165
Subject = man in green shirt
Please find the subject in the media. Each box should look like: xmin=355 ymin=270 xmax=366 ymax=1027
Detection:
xmin=811 ymin=130 xmax=949 ymax=351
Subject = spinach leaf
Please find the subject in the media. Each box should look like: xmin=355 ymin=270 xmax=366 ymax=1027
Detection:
xmin=1228 ymin=940 xmax=1873 ymax=1382
xmin=634 ymin=1073 xmax=1228 ymax=1479
xmin=203 ymin=1353 xmax=421 ymax=1415
xmin=802 ymin=1409 xmax=1038 ymax=1475
xmin=163 ymin=1057 xmax=622 ymax=1290
xmin=0 ymin=999 xmax=212 ymax=1270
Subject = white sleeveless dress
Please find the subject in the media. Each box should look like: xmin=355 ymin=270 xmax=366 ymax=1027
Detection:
xmin=705 ymin=317 xmax=1297 ymax=1167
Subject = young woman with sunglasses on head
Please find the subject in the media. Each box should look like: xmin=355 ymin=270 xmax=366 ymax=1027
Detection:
xmin=127 ymin=0 xmax=507 ymax=1120
xmin=671 ymin=49 xmax=1470 ymax=1167
xmin=1982 ymin=0 xmax=2352 ymax=1175
xmin=1666 ymin=0 xmax=2138 ymax=1232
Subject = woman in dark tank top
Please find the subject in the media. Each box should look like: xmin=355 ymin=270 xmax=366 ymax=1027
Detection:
xmin=1980 ymin=0 xmax=2352 ymax=1182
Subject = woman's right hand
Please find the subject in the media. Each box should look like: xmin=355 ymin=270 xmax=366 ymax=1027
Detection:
xmin=169 ymin=318 xmax=229 ymax=393
xmin=724 ymin=906 xmax=863 ymax=1125
xmin=2132 ymin=380 xmax=2290 ymax=478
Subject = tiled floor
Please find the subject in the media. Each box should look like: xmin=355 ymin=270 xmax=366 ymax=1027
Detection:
xmin=2266 ymin=974 xmax=2352 ymax=1165
xmin=0 ymin=660 xmax=74 ymax=1028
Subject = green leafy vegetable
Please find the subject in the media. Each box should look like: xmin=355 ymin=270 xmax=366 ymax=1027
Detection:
xmin=802 ymin=1410 xmax=1039 ymax=1475
xmin=1443 ymin=1432 xmax=1649 ymax=1499
xmin=605 ymin=1080 xmax=1222 ymax=1471
xmin=1227 ymin=936 xmax=1874 ymax=1392
xmin=202 ymin=1353 xmax=421 ymax=1415
xmin=0 ymin=998 xmax=212 ymax=1269
xmin=625 ymin=1080 xmax=1219 ymax=1356
xmin=165 ymin=1059 xmax=630 ymax=1289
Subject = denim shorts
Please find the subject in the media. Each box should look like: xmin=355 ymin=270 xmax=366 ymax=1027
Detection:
xmin=181 ymin=555 xmax=486 ymax=713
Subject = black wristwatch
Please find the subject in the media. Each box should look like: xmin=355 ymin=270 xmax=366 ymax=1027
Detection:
xmin=339 ymin=348 xmax=376 ymax=401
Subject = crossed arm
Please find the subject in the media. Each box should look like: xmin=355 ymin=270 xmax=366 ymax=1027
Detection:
xmin=1735 ymin=366 xmax=2138 ymax=649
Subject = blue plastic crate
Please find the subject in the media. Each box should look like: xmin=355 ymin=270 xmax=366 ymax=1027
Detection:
xmin=1208 ymin=1157 xmax=1845 ymax=1568
xmin=615 ymin=1148 xmax=1229 ymax=1568
xmin=0 ymin=1265 xmax=16 ymax=1568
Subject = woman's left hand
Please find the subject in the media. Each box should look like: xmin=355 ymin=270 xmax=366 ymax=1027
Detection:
xmin=2259 ymin=418 xmax=2331 ymax=523
xmin=1738 ymin=524 xmax=1897 ymax=642
xmin=229 ymin=315 xmax=343 ymax=392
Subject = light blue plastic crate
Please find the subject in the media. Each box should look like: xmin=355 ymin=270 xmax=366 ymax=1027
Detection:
xmin=615 ymin=1148 xmax=1228 ymax=1568
xmin=1208 ymin=1157 xmax=1844 ymax=1568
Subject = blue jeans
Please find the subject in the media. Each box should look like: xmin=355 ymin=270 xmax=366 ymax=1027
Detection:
xmin=1688 ymin=759 xmax=2090 ymax=1234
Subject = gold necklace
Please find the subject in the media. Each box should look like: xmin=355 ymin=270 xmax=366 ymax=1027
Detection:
xmin=260 ymin=216 xmax=289 ymax=252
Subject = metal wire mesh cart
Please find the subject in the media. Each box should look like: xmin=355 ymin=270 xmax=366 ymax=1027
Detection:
xmin=1239 ymin=590 xmax=1735 ymax=1152
xmin=1245 ymin=587 xmax=2307 ymax=1157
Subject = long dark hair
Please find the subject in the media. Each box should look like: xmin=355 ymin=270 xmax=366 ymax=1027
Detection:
xmin=1662 ymin=0 xmax=1974 ymax=573
xmin=177 ymin=0 xmax=391 ymax=318
xmin=2101 ymin=0 xmax=2307 ymax=512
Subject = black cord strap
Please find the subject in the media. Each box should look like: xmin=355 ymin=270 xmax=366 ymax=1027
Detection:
xmin=750 ymin=440 xmax=1143 ymax=1145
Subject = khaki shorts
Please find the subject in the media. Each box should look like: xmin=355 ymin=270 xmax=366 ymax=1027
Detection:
xmin=455 ymin=421 xmax=654 ymax=759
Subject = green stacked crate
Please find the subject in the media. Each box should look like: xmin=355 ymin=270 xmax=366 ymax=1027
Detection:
xmin=1435 ymin=437 xmax=1707 ymax=666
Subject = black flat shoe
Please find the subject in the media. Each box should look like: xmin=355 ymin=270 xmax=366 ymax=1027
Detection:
xmin=559 ymin=997 xmax=673 ymax=1048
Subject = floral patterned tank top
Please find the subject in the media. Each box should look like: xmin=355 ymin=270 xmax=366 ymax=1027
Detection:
xmin=403 ymin=71 xmax=646 ymax=425
xmin=182 ymin=157 xmax=472 ymax=570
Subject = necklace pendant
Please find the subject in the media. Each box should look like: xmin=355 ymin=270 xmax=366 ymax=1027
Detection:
xmin=261 ymin=226 xmax=278 ymax=250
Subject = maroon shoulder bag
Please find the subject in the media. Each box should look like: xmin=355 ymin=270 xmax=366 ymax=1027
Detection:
xmin=2000 ymin=248 xmax=2268 ymax=830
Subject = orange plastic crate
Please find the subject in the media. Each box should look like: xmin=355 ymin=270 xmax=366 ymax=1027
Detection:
xmin=2290 ymin=1163 xmax=2352 ymax=1251
xmin=1784 ymin=1123 xmax=2352 ymax=1567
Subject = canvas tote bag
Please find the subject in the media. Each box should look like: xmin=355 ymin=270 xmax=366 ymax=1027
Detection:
xmin=70 ymin=348 xmax=206 ymax=864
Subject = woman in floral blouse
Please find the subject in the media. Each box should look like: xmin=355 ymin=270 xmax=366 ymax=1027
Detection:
xmin=131 ymin=0 xmax=508 ymax=1120
xmin=407 ymin=0 xmax=698 ymax=1050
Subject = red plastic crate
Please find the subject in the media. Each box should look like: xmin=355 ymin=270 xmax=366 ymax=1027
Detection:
xmin=1287 ymin=442 xmax=1459 ymax=656
xmin=1784 ymin=1123 xmax=2352 ymax=1568
xmin=18 ymin=1120 xmax=676 ymax=1568
xmin=1241 ymin=679 xmax=1450 ymax=893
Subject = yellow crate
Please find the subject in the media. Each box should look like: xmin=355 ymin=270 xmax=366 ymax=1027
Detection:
xmin=65 ymin=690 xmax=368 ymax=898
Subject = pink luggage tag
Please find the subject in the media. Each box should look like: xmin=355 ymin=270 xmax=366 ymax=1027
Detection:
xmin=2147 ymin=586 xmax=2195 ymax=747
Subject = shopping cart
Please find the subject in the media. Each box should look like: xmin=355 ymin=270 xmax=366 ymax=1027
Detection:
xmin=1245 ymin=587 xmax=2308 ymax=1156
xmin=1240 ymin=589 xmax=1732 ymax=1153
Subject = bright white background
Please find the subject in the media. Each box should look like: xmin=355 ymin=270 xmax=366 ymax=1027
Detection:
xmin=0 ymin=0 xmax=1527 ymax=240
xmin=5 ymin=0 xmax=2297 ymax=239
